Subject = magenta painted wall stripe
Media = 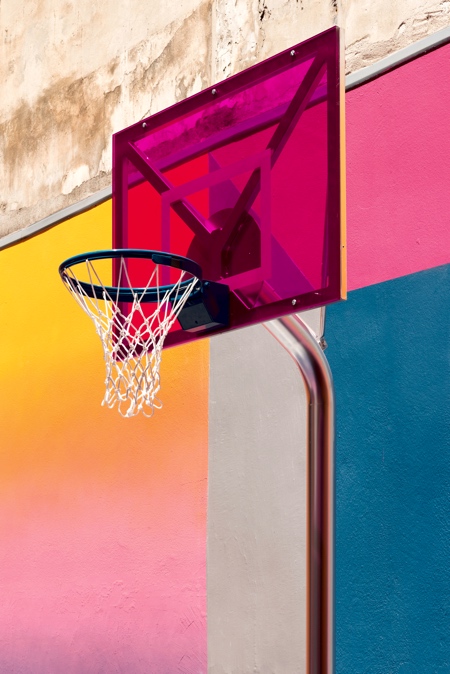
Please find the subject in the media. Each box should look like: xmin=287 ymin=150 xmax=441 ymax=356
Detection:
xmin=346 ymin=42 xmax=450 ymax=291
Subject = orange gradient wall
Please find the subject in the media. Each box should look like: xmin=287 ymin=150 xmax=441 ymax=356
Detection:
xmin=0 ymin=201 xmax=208 ymax=672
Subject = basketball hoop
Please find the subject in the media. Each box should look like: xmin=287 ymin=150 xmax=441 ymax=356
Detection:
xmin=59 ymin=249 xmax=202 ymax=418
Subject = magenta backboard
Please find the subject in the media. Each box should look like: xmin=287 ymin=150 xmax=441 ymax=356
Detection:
xmin=113 ymin=27 xmax=346 ymax=348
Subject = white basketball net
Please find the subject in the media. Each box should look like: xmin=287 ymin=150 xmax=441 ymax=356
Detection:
xmin=61 ymin=256 xmax=199 ymax=418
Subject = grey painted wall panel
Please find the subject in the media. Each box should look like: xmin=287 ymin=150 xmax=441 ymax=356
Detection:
xmin=208 ymin=309 xmax=323 ymax=672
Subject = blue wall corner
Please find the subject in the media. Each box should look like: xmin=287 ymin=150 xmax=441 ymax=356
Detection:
xmin=326 ymin=264 xmax=450 ymax=674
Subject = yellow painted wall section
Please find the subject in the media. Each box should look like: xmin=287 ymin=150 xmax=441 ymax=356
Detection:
xmin=0 ymin=201 xmax=208 ymax=671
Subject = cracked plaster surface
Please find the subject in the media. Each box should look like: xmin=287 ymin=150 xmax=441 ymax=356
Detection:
xmin=341 ymin=0 xmax=450 ymax=71
xmin=1 ymin=0 xmax=449 ymax=236
xmin=0 ymin=0 xmax=211 ymax=235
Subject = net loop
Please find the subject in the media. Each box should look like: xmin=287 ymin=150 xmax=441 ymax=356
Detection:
xmin=60 ymin=251 xmax=200 ymax=418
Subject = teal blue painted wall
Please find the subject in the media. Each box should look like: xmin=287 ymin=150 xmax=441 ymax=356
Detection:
xmin=326 ymin=264 xmax=450 ymax=673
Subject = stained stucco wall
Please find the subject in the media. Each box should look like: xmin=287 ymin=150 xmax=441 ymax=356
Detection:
xmin=2 ymin=0 xmax=450 ymax=236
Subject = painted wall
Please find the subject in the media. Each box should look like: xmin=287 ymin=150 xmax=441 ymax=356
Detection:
xmin=1 ymin=18 xmax=450 ymax=674
xmin=2 ymin=0 xmax=450 ymax=236
xmin=327 ymin=265 xmax=450 ymax=673
xmin=208 ymin=310 xmax=322 ymax=674
xmin=0 ymin=203 xmax=208 ymax=671
xmin=207 ymin=37 xmax=450 ymax=672
xmin=346 ymin=41 xmax=450 ymax=291
xmin=323 ymin=44 xmax=450 ymax=671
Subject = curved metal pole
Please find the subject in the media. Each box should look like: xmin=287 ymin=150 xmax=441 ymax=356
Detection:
xmin=264 ymin=313 xmax=335 ymax=674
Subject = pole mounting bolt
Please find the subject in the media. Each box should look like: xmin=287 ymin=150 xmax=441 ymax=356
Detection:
xmin=319 ymin=336 xmax=328 ymax=351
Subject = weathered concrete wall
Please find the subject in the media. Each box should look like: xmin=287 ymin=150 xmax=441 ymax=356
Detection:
xmin=1 ymin=0 xmax=449 ymax=236
xmin=0 ymin=0 xmax=211 ymax=235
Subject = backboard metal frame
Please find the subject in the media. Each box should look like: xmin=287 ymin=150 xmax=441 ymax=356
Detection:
xmin=113 ymin=26 xmax=346 ymax=348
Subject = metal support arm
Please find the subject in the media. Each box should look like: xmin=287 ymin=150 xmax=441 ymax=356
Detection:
xmin=265 ymin=313 xmax=335 ymax=674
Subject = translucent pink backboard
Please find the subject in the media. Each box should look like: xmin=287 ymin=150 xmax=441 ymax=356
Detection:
xmin=113 ymin=27 xmax=346 ymax=347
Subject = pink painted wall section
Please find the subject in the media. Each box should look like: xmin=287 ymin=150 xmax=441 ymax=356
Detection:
xmin=347 ymin=42 xmax=450 ymax=291
xmin=0 ymin=202 xmax=208 ymax=673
